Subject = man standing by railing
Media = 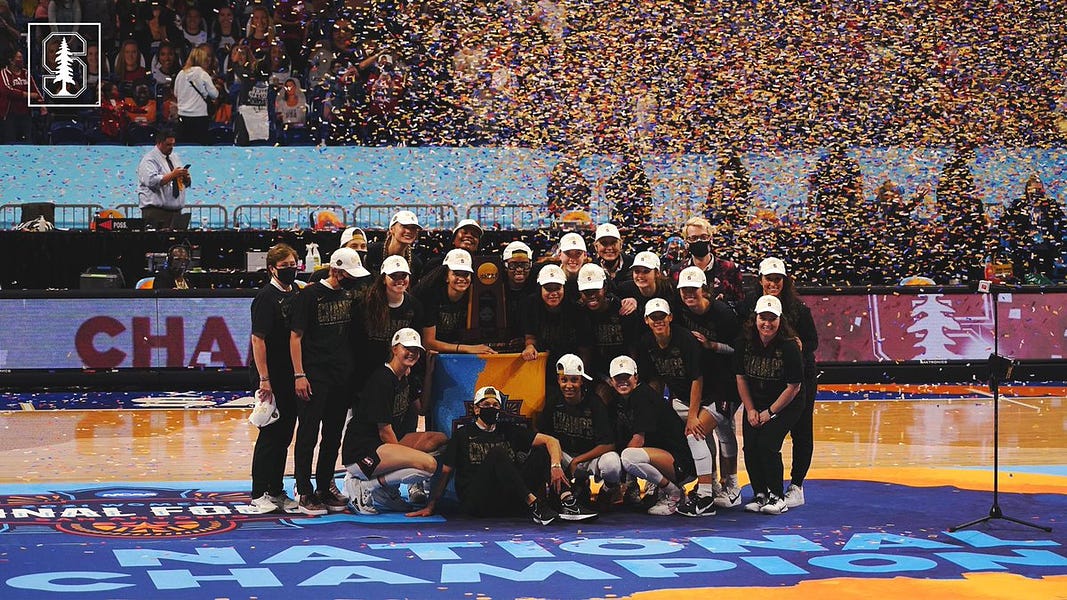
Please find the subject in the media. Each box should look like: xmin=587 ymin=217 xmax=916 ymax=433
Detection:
xmin=136 ymin=128 xmax=190 ymax=230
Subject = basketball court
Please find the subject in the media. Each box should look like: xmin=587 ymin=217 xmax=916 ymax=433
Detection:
xmin=1 ymin=383 xmax=1065 ymax=599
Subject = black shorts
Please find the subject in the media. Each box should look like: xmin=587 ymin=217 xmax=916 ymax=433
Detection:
xmin=347 ymin=443 xmax=383 ymax=480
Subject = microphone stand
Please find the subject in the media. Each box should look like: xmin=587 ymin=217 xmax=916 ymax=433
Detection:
xmin=950 ymin=284 xmax=1051 ymax=533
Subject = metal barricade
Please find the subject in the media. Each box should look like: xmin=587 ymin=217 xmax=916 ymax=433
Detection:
xmin=0 ymin=203 xmax=104 ymax=229
xmin=232 ymin=204 xmax=349 ymax=230
xmin=0 ymin=204 xmax=18 ymax=229
xmin=115 ymin=203 xmax=229 ymax=228
xmin=351 ymin=203 xmax=458 ymax=230
xmin=115 ymin=203 xmax=138 ymax=218
xmin=465 ymin=203 xmax=548 ymax=229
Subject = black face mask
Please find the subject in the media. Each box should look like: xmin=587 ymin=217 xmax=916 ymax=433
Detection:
xmin=275 ymin=266 xmax=298 ymax=286
xmin=478 ymin=406 xmax=500 ymax=425
xmin=688 ymin=240 xmax=711 ymax=258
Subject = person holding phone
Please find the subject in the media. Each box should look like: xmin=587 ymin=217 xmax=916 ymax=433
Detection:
xmin=136 ymin=127 xmax=191 ymax=230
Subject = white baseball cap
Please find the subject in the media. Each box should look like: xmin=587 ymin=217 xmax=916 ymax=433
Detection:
xmin=443 ymin=248 xmax=474 ymax=272
xmin=577 ymin=263 xmax=607 ymax=291
xmin=389 ymin=210 xmax=421 ymax=228
xmin=754 ymin=294 xmax=783 ymax=317
xmin=608 ymin=355 xmax=638 ymax=378
xmin=339 ymin=226 xmax=367 ymax=247
xmin=330 ymin=247 xmax=370 ymax=278
xmin=676 ymin=266 xmax=707 ymax=289
xmin=632 ymin=251 xmax=661 ymax=271
xmin=380 ymin=255 xmax=411 ymax=275
xmin=474 ymin=385 xmax=502 ymax=405
xmin=453 ymin=218 xmax=483 ymax=236
xmin=503 ymin=241 xmax=533 ymax=261
xmin=559 ymin=232 xmax=587 ymax=253
xmin=391 ymin=327 xmax=425 ymax=350
xmin=556 ymin=353 xmax=593 ymax=380
xmin=759 ymin=257 xmax=787 ymax=277
xmin=595 ymin=223 xmax=621 ymax=241
xmin=644 ymin=297 xmax=672 ymax=317
xmin=248 ymin=388 xmax=280 ymax=427
xmin=537 ymin=264 xmax=567 ymax=286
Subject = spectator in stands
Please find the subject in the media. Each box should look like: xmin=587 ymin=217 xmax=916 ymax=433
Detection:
xmin=607 ymin=355 xmax=694 ymax=515
xmin=124 ymin=83 xmax=156 ymax=126
xmin=636 ymin=297 xmax=718 ymax=518
xmin=136 ymin=127 xmax=190 ymax=229
xmin=873 ymin=179 xmax=929 ymax=282
xmin=114 ymin=40 xmax=150 ymax=97
xmin=267 ymin=43 xmax=291 ymax=89
xmin=249 ymin=243 xmax=301 ymax=515
xmin=137 ymin=1 xmax=180 ymax=59
xmin=181 ymin=6 xmax=207 ymax=49
xmin=670 ymin=216 xmax=743 ymax=310
xmin=0 ymin=50 xmax=46 ymax=144
xmin=233 ymin=56 xmax=272 ymax=145
xmin=47 ymin=0 xmax=80 ymax=32
xmin=534 ymin=353 xmax=611 ymax=518
xmin=405 ymin=385 xmax=576 ymax=526
xmin=606 ymin=150 xmax=653 ymax=229
xmin=244 ymin=5 xmax=275 ymax=60
xmin=289 ymin=247 xmax=365 ymax=516
xmin=174 ymin=43 xmax=219 ymax=145
xmin=341 ymin=328 xmax=445 ymax=514
xmin=210 ymin=5 xmax=243 ymax=58
xmin=154 ymin=244 xmax=193 ymax=289
xmin=275 ymin=77 xmax=307 ymax=131
xmin=96 ymin=81 xmax=130 ymax=142
xmin=1001 ymin=174 xmax=1067 ymax=283
xmin=736 ymin=295 xmax=803 ymax=516
xmin=365 ymin=50 xmax=408 ymax=145
xmin=0 ymin=3 xmax=19 ymax=68
xmin=151 ymin=41 xmax=182 ymax=85
xmin=273 ymin=0 xmax=308 ymax=74
xmin=86 ymin=43 xmax=109 ymax=102
xmin=592 ymin=222 xmax=633 ymax=284
xmin=365 ymin=210 xmax=424 ymax=279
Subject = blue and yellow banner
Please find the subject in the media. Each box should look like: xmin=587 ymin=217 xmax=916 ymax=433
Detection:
xmin=430 ymin=352 xmax=546 ymax=434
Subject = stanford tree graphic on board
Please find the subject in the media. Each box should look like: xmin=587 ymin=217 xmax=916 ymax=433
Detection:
xmin=52 ymin=37 xmax=78 ymax=96
xmin=906 ymin=294 xmax=963 ymax=359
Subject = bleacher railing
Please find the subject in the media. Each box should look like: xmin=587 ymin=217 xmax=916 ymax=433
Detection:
xmin=116 ymin=203 xmax=231 ymax=229
xmin=1 ymin=203 xmax=104 ymax=230
xmin=466 ymin=204 xmax=548 ymax=229
xmin=352 ymin=204 xmax=459 ymax=230
xmin=232 ymin=204 xmax=349 ymax=230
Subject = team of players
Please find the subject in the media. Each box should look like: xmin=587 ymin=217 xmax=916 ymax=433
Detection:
xmin=248 ymin=212 xmax=818 ymax=522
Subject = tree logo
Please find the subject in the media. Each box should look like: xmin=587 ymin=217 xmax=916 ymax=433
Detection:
xmin=27 ymin=23 xmax=101 ymax=108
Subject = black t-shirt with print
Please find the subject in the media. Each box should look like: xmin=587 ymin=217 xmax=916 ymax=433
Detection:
xmin=733 ymin=334 xmax=804 ymax=410
xmin=637 ymin=324 xmax=704 ymax=403
xmin=418 ymin=284 xmax=470 ymax=344
xmin=536 ymin=388 xmax=613 ymax=457
xmin=289 ymin=280 xmax=354 ymax=384
xmin=612 ymin=382 xmax=694 ymax=476
xmin=352 ymin=292 xmax=430 ymax=374
xmin=522 ymin=295 xmax=590 ymax=357
xmin=578 ymin=293 xmax=630 ymax=376
xmin=441 ymin=421 xmax=537 ymax=502
xmin=675 ymin=299 xmax=741 ymax=403
xmin=342 ymin=364 xmax=413 ymax=462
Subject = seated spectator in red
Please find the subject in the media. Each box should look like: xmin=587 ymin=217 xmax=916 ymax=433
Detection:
xmin=98 ymin=81 xmax=130 ymax=141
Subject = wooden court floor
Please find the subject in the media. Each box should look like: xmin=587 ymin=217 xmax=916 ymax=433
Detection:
xmin=2 ymin=385 xmax=1064 ymax=489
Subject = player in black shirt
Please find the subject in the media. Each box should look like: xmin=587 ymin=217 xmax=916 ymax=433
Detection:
xmin=592 ymin=223 xmax=634 ymax=285
xmin=521 ymin=264 xmax=592 ymax=373
xmin=249 ymin=244 xmax=301 ymax=515
xmin=617 ymin=251 xmax=675 ymax=343
xmin=417 ymin=248 xmax=497 ymax=354
xmin=735 ymin=295 xmax=804 ymax=516
xmin=341 ymin=328 xmax=446 ymax=514
xmin=501 ymin=241 xmax=538 ymax=349
xmin=636 ymin=297 xmax=718 ymax=517
xmin=535 ymin=354 xmax=615 ymax=512
xmin=607 ymin=355 xmax=695 ymax=516
xmin=675 ymin=266 xmax=744 ymax=509
xmin=575 ymin=263 xmax=629 ymax=405
xmin=289 ymin=247 xmax=368 ymax=516
xmin=406 ymin=385 xmax=594 ymax=525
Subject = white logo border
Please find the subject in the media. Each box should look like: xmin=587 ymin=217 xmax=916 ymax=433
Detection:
xmin=26 ymin=22 xmax=102 ymax=108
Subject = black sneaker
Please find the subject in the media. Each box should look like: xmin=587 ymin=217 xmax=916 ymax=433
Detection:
xmin=558 ymin=494 xmax=598 ymax=521
xmin=676 ymin=492 xmax=717 ymax=517
xmin=571 ymin=469 xmax=592 ymax=505
xmin=529 ymin=499 xmax=558 ymax=526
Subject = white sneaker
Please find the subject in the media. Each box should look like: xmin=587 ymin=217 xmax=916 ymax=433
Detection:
xmin=269 ymin=492 xmax=300 ymax=513
xmin=407 ymin=480 xmax=428 ymax=505
xmin=251 ymin=493 xmax=278 ymax=514
xmin=351 ymin=480 xmax=379 ymax=515
xmin=761 ymin=494 xmax=789 ymax=515
xmin=372 ymin=484 xmax=411 ymax=512
xmin=647 ymin=490 xmax=681 ymax=516
xmin=744 ymin=493 xmax=767 ymax=513
xmin=712 ymin=485 xmax=742 ymax=508
xmin=784 ymin=484 xmax=805 ymax=508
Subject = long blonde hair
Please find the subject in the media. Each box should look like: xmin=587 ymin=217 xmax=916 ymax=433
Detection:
xmin=183 ymin=43 xmax=215 ymax=74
